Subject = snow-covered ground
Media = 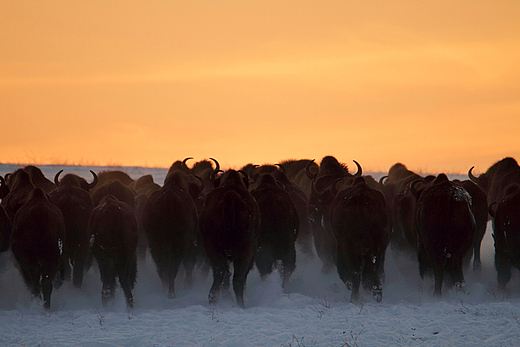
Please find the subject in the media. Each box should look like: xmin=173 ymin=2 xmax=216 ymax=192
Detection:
xmin=1 ymin=164 xmax=520 ymax=346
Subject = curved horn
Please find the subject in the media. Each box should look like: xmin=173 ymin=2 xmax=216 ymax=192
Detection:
xmin=305 ymin=159 xmax=317 ymax=180
xmin=468 ymin=166 xmax=479 ymax=182
xmin=488 ymin=202 xmax=497 ymax=218
xmin=275 ymin=163 xmax=286 ymax=174
xmin=54 ymin=170 xmax=64 ymax=186
xmin=353 ymin=160 xmax=362 ymax=176
xmin=88 ymin=170 xmax=98 ymax=190
xmin=379 ymin=175 xmax=388 ymax=185
xmin=210 ymin=158 xmax=220 ymax=172
xmin=182 ymin=157 xmax=193 ymax=170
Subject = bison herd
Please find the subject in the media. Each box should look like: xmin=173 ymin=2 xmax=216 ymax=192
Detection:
xmin=0 ymin=156 xmax=519 ymax=310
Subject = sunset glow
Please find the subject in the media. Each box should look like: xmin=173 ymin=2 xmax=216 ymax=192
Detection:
xmin=2 ymin=1 xmax=520 ymax=174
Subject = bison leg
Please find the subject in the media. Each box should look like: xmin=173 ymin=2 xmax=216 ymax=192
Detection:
xmin=432 ymin=262 xmax=445 ymax=296
xmin=446 ymin=256 xmax=466 ymax=292
xmin=98 ymin=258 xmax=117 ymax=306
xmin=495 ymin=250 xmax=512 ymax=291
xmin=417 ymin=245 xmax=431 ymax=279
xmin=311 ymin=218 xmax=335 ymax=274
xmin=41 ymin=273 xmax=54 ymax=310
xmin=350 ymin=255 xmax=363 ymax=304
xmin=18 ymin=264 xmax=42 ymax=299
xmin=72 ymin=246 xmax=89 ymax=288
xmin=472 ymin=244 xmax=482 ymax=271
xmin=255 ymin=247 xmax=275 ymax=280
xmin=151 ymin=251 xmax=169 ymax=289
xmin=363 ymin=253 xmax=383 ymax=303
xmin=336 ymin=245 xmax=352 ymax=290
xmin=280 ymin=246 xmax=296 ymax=289
xmin=350 ymin=270 xmax=362 ymax=304
xmin=209 ymin=263 xmax=228 ymax=305
xmin=118 ymin=257 xmax=137 ymax=308
xmin=182 ymin=250 xmax=195 ymax=289
xmin=232 ymin=259 xmax=251 ymax=308
xmin=167 ymin=256 xmax=182 ymax=299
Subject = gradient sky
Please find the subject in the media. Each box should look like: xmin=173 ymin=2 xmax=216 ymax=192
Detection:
xmin=1 ymin=1 xmax=519 ymax=174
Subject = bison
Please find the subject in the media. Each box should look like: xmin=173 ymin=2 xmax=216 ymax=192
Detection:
xmin=455 ymin=180 xmax=488 ymax=271
xmin=48 ymin=170 xmax=98 ymax=288
xmin=251 ymin=173 xmax=299 ymax=288
xmin=199 ymin=169 xmax=260 ymax=308
xmin=379 ymin=163 xmax=423 ymax=254
xmin=469 ymin=157 xmax=520 ymax=207
xmin=89 ymin=195 xmax=138 ymax=308
xmin=306 ymin=156 xmax=361 ymax=273
xmin=331 ymin=176 xmax=390 ymax=303
xmin=142 ymin=171 xmax=199 ymax=298
xmin=11 ymin=187 xmax=65 ymax=310
xmin=413 ymin=174 xmax=476 ymax=296
xmin=489 ymin=184 xmax=520 ymax=291
xmin=2 ymin=168 xmax=35 ymax=220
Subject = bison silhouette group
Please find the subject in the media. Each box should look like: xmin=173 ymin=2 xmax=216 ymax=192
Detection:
xmin=0 ymin=156 xmax=518 ymax=310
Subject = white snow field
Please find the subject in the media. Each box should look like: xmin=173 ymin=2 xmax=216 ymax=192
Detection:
xmin=1 ymin=164 xmax=520 ymax=346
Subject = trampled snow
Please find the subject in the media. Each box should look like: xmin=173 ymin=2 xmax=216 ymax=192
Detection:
xmin=1 ymin=164 xmax=520 ymax=346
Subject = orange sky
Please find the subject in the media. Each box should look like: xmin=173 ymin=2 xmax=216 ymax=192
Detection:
xmin=1 ymin=1 xmax=520 ymax=174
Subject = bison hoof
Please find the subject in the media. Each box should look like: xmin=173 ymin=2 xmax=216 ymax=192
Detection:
xmin=346 ymin=281 xmax=353 ymax=291
xmin=102 ymin=289 xmax=114 ymax=306
xmin=455 ymin=282 xmax=467 ymax=293
xmin=208 ymin=293 xmax=218 ymax=305
xmin=372 ymin=285 xmax=383 ymax=302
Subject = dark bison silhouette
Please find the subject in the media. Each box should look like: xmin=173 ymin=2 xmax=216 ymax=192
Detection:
xmin=11 ymin=187 xmax=65 ymax=310
xmin=331 ymin=176 xmax=389 ymax=303
xmin=413 ymin=174 xmax=476 ymax=296
xmin=49 ymin=170 xmax=98 ymax=288
xmin=489 ymin=184 xmax=520 ymax=291
xmin=199 ymin=169 xmax=260 ymax=308
xmin=306 ymin=156 xmax=361 ymax=273
xmin=89 ymin=195 xmax=138 ymax=308
xmin=251 ymin=173 xmax=299 ymax=288
xmin=142 ymin=171 xmax=199 ymax=298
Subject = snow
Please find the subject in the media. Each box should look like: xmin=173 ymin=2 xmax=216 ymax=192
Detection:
xmin=1 ymin=164 xmax=520 ymax=346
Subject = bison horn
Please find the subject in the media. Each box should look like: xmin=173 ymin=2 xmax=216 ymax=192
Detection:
xmin=210 ymin=158 xmax=220 ymax=172
xmin=379 ymin=175 xmax=388 ymax=185
xmin=88 ymin=170 xmax=98 ymax=190
xmin=54 ymin=170 xmax=64 ymax=186
xmin=275 ymin=163 xmax=286 ymax=174
xmin=353 ymin=160 xmax=362 ymax=176
xmin=183 ymin=157 xmax=193 ymax=170
xmin=468 ymin=166 xmax=479 ymax=182
xmin=305 ymin=159 xmax=317 ymax=180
